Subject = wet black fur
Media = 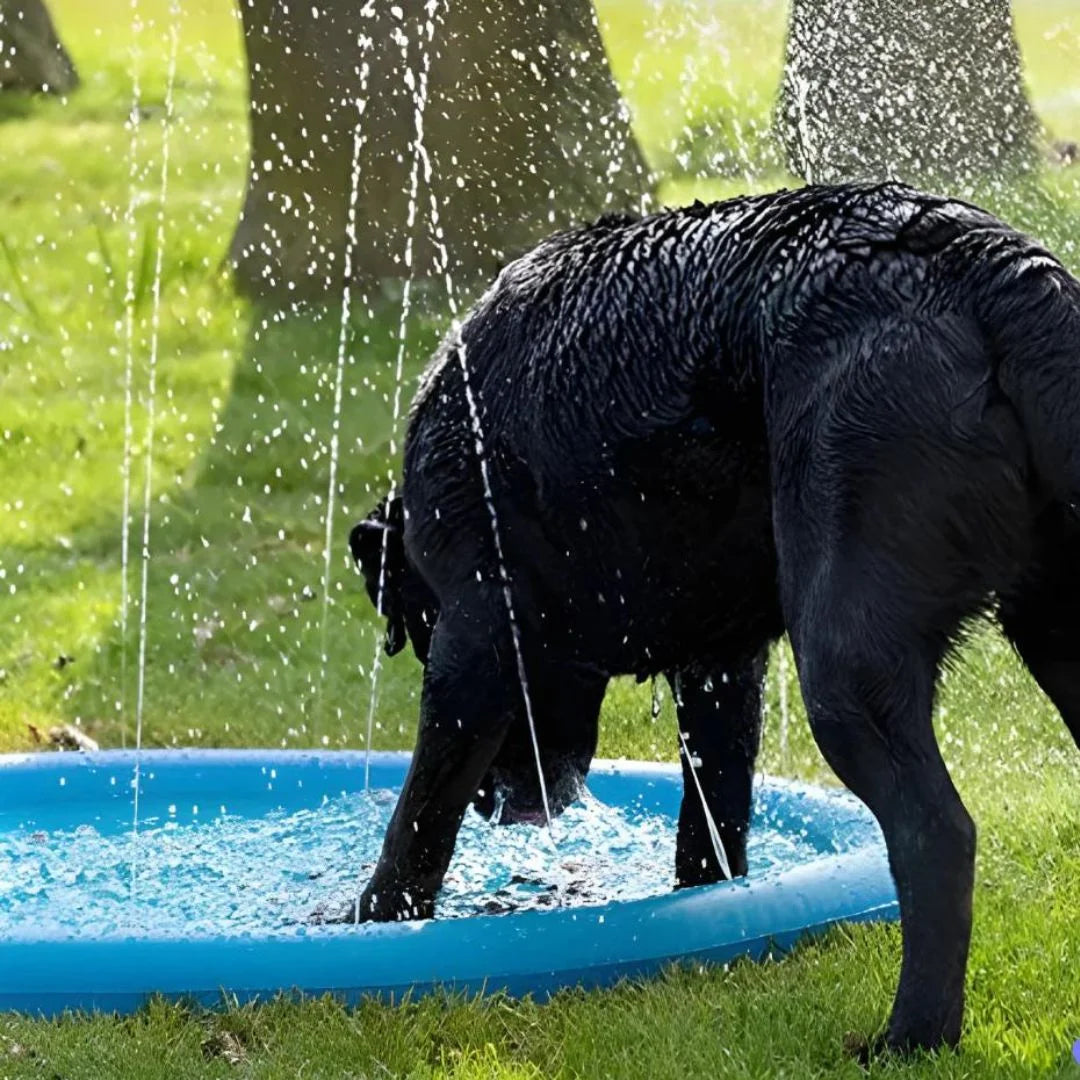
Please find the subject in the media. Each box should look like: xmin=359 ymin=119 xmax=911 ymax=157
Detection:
xmin=347 ymin=181 xmax=1080 ymax=1055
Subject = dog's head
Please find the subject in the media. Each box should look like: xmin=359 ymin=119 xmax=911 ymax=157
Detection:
xmin=349 ymin=495 xmax=438 ymax=663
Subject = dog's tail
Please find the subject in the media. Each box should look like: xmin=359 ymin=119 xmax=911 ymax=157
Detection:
xmin=989 ymin=253 xmax=1080 ymax=508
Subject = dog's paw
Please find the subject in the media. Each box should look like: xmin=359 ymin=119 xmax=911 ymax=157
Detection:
xmin=306 ymin=899 xmax=357 ymax=926
xmin=309 ymin=885 xmax=434 ymax=925
xmin=843 ymin=1025 xmax=958 ymax=1067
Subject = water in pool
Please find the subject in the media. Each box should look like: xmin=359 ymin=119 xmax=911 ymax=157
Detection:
xmin=0 ymin=787 xmax=824 ymax=940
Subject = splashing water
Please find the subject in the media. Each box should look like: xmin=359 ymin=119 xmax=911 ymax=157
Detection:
xmin=131 ymin=1 xmax=182 ymax=895
xmin=1 ymin=785 xmax=827 ymax=939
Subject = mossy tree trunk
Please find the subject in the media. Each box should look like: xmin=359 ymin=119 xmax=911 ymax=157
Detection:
xmin=0 ymin=0 xmax=78 ymax=94
xmin=777 ymin=0 xmax=1039 ymax=186
xmin=229 ymin=0 xmax=651 ymax=303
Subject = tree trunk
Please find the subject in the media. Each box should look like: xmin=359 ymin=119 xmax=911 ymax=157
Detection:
xmin=229 ymin=0 xmax=651 ymax=303
xmin=777 ymin=0 xmax=1038 ymax=187
xmin=0 ymin=0 xmax=78 ymax=94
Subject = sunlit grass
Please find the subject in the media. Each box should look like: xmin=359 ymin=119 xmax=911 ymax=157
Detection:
xmin=0 ymin=0 xmax=1079 ymax=1075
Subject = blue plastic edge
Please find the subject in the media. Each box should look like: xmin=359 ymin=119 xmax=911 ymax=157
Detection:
xmin=0 ymin=749 xmax=899 ymax=1016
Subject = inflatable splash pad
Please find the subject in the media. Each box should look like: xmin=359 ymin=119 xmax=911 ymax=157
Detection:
xmin=0 ymin=750 xmax=898 ymax=1015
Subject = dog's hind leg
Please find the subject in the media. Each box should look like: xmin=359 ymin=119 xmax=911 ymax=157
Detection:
xmin=668 ymin=650 xmax=767 ymax=887
xmin=780 ymin=556 xmax=973 ymax=1054
xmin=769 ymin=393 xmax=986 ymax=1050
xmin=350 ymin=594 xmax=519 ymax=922
xmin=999 ymin=506 xmax=1080 ymax=749
xmin=764 ymin=312 xmax=1041 ymax=1052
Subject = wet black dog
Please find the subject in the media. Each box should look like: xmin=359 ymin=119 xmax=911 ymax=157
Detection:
xmin=348 ymin=182 xmax=1080 ymax=1055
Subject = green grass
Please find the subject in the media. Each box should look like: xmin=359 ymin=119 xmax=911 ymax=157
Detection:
xmin=1 ymin=1 xmax=1080 ymax=1076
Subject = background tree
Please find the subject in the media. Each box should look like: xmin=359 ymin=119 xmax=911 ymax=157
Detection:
xmin=777 ymin=0 xmax=1039 ymax=186
xmin=0 ymin=0 xmax=77 ymax=94
xmin=230 ymin=0 xmax=651 ymax=302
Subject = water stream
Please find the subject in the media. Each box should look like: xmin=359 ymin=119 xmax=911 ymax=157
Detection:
xmin=117 ymin=0 xmax=145 ymax=751
xmin=2 ymin=785 xmax=826 ymax=939
xmin=130 ymin=1 xmax=183 ymax=903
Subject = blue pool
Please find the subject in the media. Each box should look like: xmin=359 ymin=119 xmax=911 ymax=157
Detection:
xmin=0 ymin=750 xmax=898 ymax=1016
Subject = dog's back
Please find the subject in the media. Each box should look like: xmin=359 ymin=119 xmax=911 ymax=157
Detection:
xmin=398 ymin=181 xmax=1080 ymax=673
xmin=406 ymin=182 xmax=1061 ymax=492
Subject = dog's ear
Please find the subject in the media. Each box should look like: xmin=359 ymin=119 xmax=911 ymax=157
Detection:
xmin=349 ymin=496 xmax=408 ymax=656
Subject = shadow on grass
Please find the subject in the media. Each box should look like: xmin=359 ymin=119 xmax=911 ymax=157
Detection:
xmin=41 ymin=293 xmax=448 ymax=751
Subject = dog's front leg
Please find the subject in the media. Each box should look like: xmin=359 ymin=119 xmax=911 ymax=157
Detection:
xmin=668 ymin=650 xmax=767 ymax=887
xmin=351 ymin=608 xmax=516 ymax=922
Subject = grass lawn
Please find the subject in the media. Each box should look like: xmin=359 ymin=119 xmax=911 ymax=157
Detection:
xmin=1 ymin=0 xmax=1080 ymax=1076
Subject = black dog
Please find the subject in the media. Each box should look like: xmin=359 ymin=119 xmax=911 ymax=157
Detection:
xmin=348 ymin=181 xmax=1080 ymax=1055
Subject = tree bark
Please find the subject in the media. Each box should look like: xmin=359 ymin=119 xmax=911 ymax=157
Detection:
xmin=229 ymin=0 xmax=651 ymax=303
xmin=777 ymin=0 xmax=1039 ymax=186
xmin=0 ymin=0 xmax=78 ymax=94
